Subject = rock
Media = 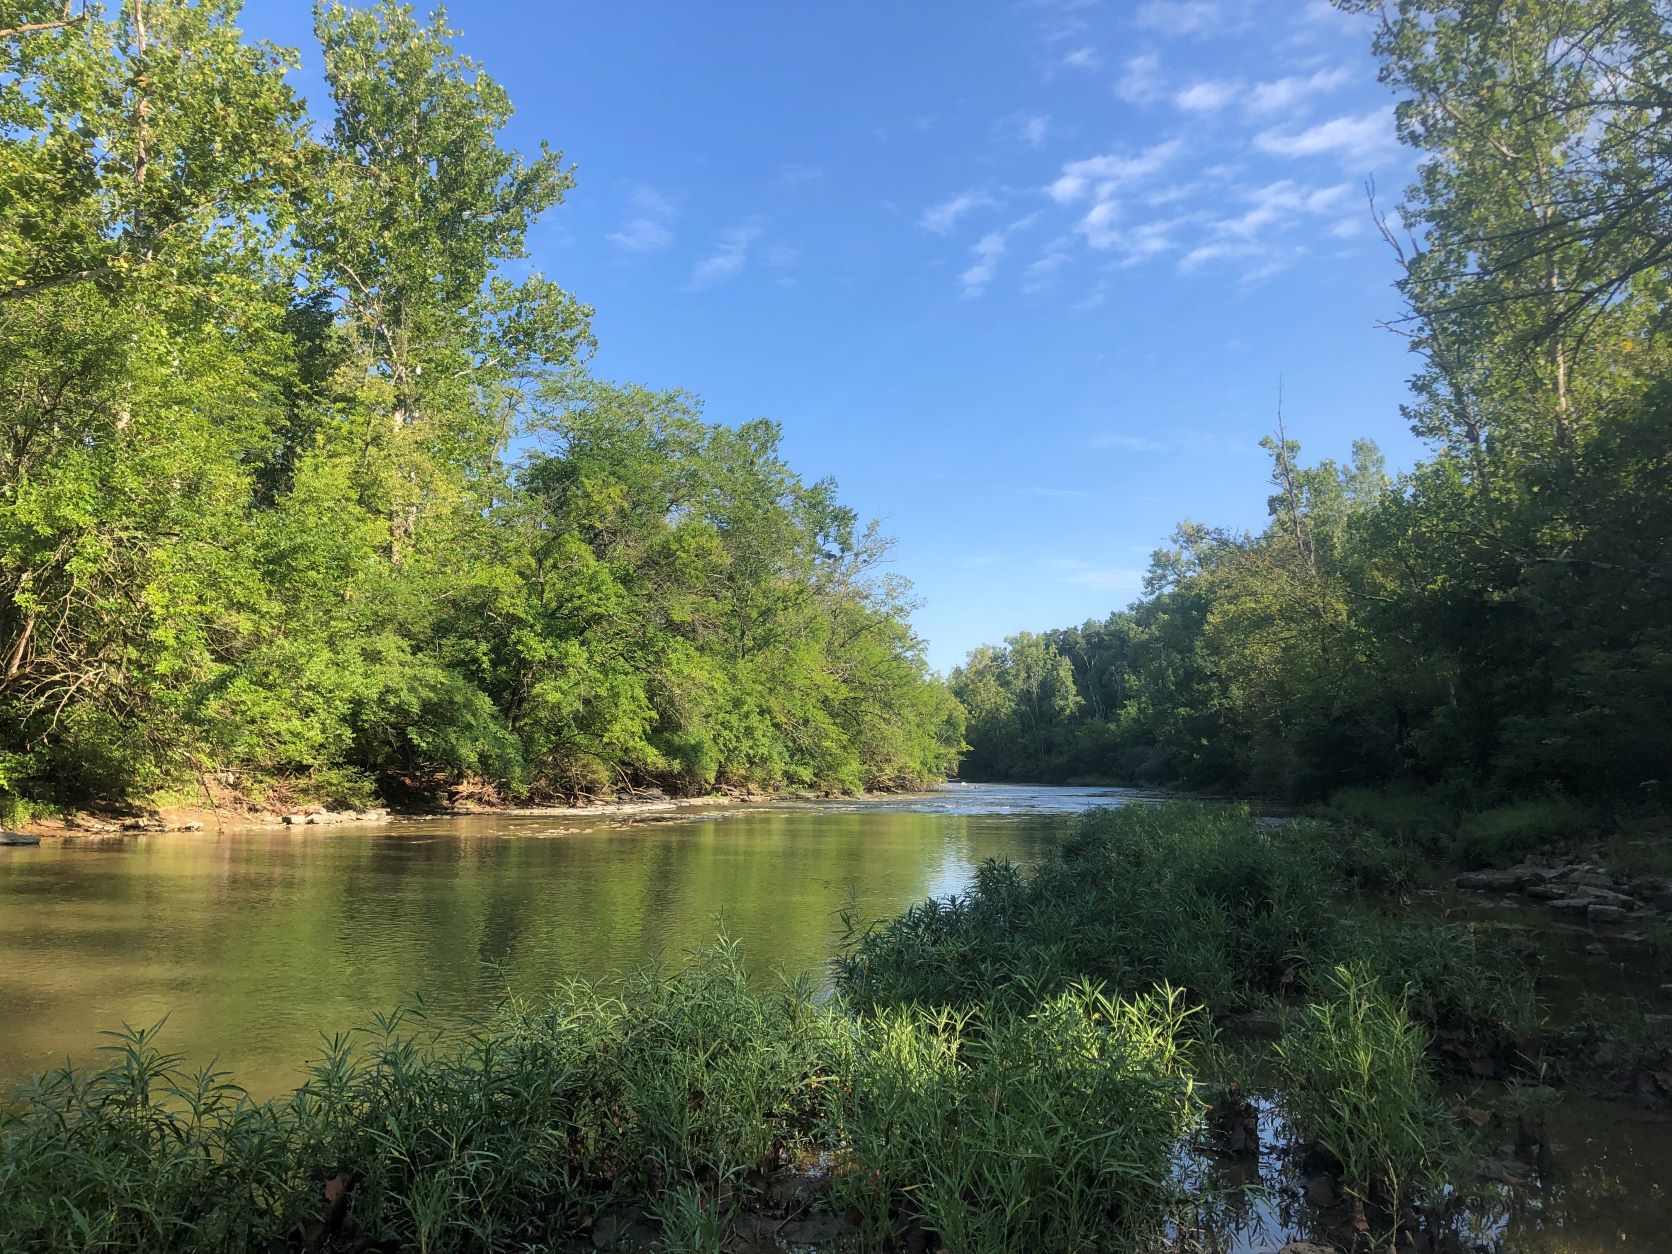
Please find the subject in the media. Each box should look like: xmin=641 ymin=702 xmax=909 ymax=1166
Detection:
xmin=1280 ymin=1244 xmax=1339 ymax=1254
xmin=1549 ymin=897 xmax=1597 ymax=916
xmin=1560 ymin=868 xmax=1617 ymax=889
xmin=1586 ymin=941 xmax=1609 ymax=955
xmin=169 ymin=820 xmax=204 ymax=832
xmin=359 ymin=807 xmax=389 ymax=822
xmin=1588 ymin=904 xmax=1629 ymax=925
xmin=1525 ymin=883 xmax=1571 ymax=900
xmin=1458 ymin=867 xmax=1543 ymax=892
xmin=282 ymin=813 xmax=310 ymax=825
xmin=0 ymin=831 xmax=42 ymax=846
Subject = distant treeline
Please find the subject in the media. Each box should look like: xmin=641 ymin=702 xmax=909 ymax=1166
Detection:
xmin=955 ymin=1 xmax=1672 ymax=802
xmin=0 ymin=2 xmax=961 ymax=817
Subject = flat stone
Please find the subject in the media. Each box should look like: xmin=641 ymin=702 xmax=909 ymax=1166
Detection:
xmin=1280 ymin=1243 xmax=1339 ymax=1254
xmin=1458 ymin=868 xmax=1541 ymax=892
xmin=0 ymin=831 xmax=42 ymax=846
xmin=1588 ymin=904 xmax=1629 ymax=925
xmin=1561 ymin=869 xmax=1617 ymax=889
xmin=1550 ymin=897 xmax=1596 ymax=916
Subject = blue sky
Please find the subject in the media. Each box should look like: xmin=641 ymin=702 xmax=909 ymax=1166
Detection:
xmin=240 ymin=0 xmax=1424 ymax=672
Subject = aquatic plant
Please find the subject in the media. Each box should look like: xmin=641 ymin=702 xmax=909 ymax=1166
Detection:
xmin=1273 ymin=963 xmax=1455 ymax=1217
xmin=833 ymin=983 xmax=1203 ymax=1253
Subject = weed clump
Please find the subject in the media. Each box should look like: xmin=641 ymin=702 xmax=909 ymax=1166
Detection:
xmin=1274 ymin=964 xmax=1456 ymax=1225
xmin=834 ymin=984 xmax=1203 ymax=1252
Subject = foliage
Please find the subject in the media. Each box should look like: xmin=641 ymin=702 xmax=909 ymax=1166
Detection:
xmin=0 ymin=941 xmax=1205 ymax=1254
xmin=0 ymin=2 xmax=961 ymax=814
xmin=836 ymin=804 xmax=1536 ymax=1049
xmin=951 ymin=0 xmax=1672 ymax=821
xmin=833 ymin=984 xmax=1203 ymax=1253
xmin=1274 ymin=964 xmax=1455 ymax=1215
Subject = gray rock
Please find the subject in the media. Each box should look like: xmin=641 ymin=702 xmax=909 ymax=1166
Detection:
xmin=281 ymin=814 xmax=310 ymax=825
xmin=1457 ymin=867 xmax=1542 ymax=892
xmin=1588 ymin=904 xmax=1629 ymax=925
xmin=1280 ymin=1242 xmax=1340 ymax=1254
xmin=1549 ymin=897 xmax=1596 ymax=916
xmin=0 ymin=831 xmax=42 ymax=846
xmin=1561 ymin=868 xmax=1617 ymax=889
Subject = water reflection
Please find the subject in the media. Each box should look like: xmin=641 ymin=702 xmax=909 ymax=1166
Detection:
xmin=0 ymin=784 xmax=1131 ymax=1093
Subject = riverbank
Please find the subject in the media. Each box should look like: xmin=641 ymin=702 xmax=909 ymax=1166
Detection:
xmin=5 ymin=801 xmax=1668 ymax=1252
xmin=5 ymin=784 xmax=912 ymax=842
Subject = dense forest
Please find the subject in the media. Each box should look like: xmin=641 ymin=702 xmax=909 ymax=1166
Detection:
xmin=0 ymin=2 xmax=963 ymax=818
xmin=955 ymin=0 xmax=1672 ymax=803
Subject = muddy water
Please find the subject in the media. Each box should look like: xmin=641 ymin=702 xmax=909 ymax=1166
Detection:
xmin=0 ymin=784 xmax=1130 ymax=1092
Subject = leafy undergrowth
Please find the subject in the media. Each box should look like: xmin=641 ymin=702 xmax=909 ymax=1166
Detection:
xmin=0 ymin=941 xmax=1205 ymax=1254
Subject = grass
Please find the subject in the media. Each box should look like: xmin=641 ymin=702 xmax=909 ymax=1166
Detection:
xmin=1321 ymin=786 xmax=1590 ymax=868
xmin=833 ymin=984 xmax=1203 ymax=1253
xmin=0 ymin=939 xmax=1212 ymax=1253
xmin=1273 ymin=964 xmax=1457 ymax=1221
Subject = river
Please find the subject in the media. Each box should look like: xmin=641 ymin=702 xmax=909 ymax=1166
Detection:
xmin=0 ymin=782 xmax=1133 ymax=1093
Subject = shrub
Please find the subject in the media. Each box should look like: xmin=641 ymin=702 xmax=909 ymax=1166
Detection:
xmin=834 ymin=984 xmax=1203 ymax=1253
xmin=1274 ymin=964 xmax=1454 ymax=1213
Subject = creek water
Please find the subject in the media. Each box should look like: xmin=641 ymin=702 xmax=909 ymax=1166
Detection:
xmin=0 ymin=783 xmax=1127 ymax=1092
xmin=1 ymin=782 xmax=1667 ymax=1251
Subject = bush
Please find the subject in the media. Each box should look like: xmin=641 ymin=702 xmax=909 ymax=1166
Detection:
xmin=1274 ymin=964 xmax=1455 ymax=1214
xmin=1450 ymin=796 xmax=1589 ymax=868
xmin=834 ymin=984 xmax=1203 ymax=1253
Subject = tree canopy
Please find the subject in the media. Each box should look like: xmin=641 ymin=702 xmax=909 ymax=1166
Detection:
xmin=955 ymin=0 xmax=1672 ymax=802
xmin=0 ymin=1 xmax=962 ymax=816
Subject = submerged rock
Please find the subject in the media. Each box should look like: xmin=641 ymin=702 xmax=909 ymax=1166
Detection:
xmin=0 ymin=831 xmax=42 ymax=846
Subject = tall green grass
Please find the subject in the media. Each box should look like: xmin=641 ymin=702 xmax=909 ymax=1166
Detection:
xmin=1274 ymin=964 xmax=1456 ymax=1219
xmin=833 ymin=983 xmax=1202 ymax=1253
xmin=0 ymin=941 xmax=1211 ymax=1253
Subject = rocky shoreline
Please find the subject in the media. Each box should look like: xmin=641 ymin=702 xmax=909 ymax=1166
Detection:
xmin=1455 ymin=857 xmax=1672 ymax=930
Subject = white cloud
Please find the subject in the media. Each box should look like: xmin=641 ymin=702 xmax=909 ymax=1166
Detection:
xmin=1116 ymin=52 xmax=1166 ymax=104
xmin=1174 ymin=179 xmax=1352 ymax=280
xmin=1175 ymin=78 xmax=1241 ymax=112
xmin=1135 ymin=1 xmax=1223 ymax=38
xmin=1023 ymin=242 xmax=1074 ymax=294
xmin=1091 ymin=433 xmax=1172 ymax=452
xmin=776 ymin=162 xmax=827 ymax=185
xmin=1062 ymin=45 xmax=1101 ymax=70
xmin=959 ymin=214 xmax=1038 ymax=297
xmin=1048 ymin=139 xmax=1182 ymax=203
xmin=1022 ymin=114 xmax=1050 ymax=147
xmin=607 ymin=185 xmax=677 ymax=253
xmin=1247 ymin=66 xmax=1351 ymax=115
xmin=920 ymin=189 xmax=998 ymax=235
xmin=1254 ymin=106 xmax=1397 ymax=167
xmin=961 ymin=232 xmax=1008 ymax=297
xmin=690 ymin=224 xmax=762 ymax=287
